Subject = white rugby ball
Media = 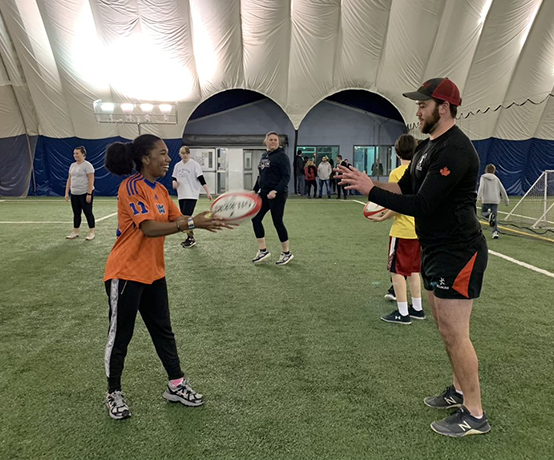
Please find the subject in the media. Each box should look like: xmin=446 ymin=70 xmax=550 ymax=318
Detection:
xmin=363 ymin=201 xmax=386 ymax=218
xmin=210 ymin=191 xmax=262 ymax=222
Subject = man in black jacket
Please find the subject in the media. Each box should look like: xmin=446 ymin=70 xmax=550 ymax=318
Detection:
xmin=294 ymin=150 xmax=305 ymax=196
xmin=337 ymin=78 xmax=490 ymax=438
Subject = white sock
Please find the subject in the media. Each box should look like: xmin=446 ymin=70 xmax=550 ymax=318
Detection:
xmin=397 ymin=301 xmax=409 ymax=317
xmin=412 ymin=298 xmax=422 ymax=311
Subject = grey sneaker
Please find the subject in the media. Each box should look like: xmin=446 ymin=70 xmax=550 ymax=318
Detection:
xmin=106 ymin=390 xmax=131 ymax=420
xmin=492 ymin=231 xmax=499 ymax=239
xmin=380 ymin=310 xmax=411 ymax=324
xmin=252 ymin=250 xmax=271 ymax=263
xmin=424 ymin=385 xmax=463 ymax=409
xmin=163 ymin=380 xmax=204 ymax=407
xmin=431 ymin=406 xmax=491 ymax=437
xmin=276 ymin=252 xmax=294 ymax=266
xmin=408 ymin=306 xmax=426 ymax=320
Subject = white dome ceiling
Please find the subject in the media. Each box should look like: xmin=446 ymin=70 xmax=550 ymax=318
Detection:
xmin=1 ymin=0 xmax=553 ymax=141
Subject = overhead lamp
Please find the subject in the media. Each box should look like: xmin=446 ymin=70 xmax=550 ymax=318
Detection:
xmin=93 ymin=99 xmax=178 ymax=134
xmin=101 ymin=102 xmax=114 ymax=112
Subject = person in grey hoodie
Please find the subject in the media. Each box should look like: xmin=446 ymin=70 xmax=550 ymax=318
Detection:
xmin=477 ymin=164 xmax=509 ymax=239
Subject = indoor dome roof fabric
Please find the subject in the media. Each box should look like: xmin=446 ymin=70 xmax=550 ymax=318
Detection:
xmin=0 ymin=0 xmax=553 ymax=142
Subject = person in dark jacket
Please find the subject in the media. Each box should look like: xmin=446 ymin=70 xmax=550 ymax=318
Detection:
xmin=294 ymin=150 xmax=305 ymax=196
xmin=252 ymin=132 xmax=294 ymax=266
xmin=337 ymin=77 xmax=491 ymax=438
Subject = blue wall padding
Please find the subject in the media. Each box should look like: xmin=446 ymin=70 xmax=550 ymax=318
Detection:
xmin=29 ymin=136 xmax=184 ymax=196
xmin=472 ymin=138 xmax=554 ymax=195
xmin=21 ymin=135 xmax=554 ymax=197
xmin=0 ymin=134 xmax=33 ymax=197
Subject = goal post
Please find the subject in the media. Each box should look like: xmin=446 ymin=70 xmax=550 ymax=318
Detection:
xmin=504 ymin=170 xmax=554 ymax=229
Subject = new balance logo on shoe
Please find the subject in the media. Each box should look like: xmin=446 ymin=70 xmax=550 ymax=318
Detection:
xmin=458 ymin=421 xmax=472 ymax=432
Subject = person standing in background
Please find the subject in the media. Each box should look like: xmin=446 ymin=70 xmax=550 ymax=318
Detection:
xmin=329 ymin=157 xmax=336 ymax=194
xmin=65 ymin=146 xmax=96 ymax=241
xmin=294 ymin=150 xmax=306 ymax=196
xmin=251 ymin=132 xmax=294 ymax=266
xmin=304 ymin=159 xmax=318 ymax=198
xmin=477 ymin=164 xmax=509 ymax=239
xmin=365 ymin=134 xmax=425 ymax=325
xmin=172 ymin=146 xmax=213 ymax=248
xmin=317 ymin=156 xmax=332 ymax=198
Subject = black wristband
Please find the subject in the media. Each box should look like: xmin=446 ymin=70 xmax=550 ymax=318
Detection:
xmin=86 ymin=193 xmax=92 ymax=196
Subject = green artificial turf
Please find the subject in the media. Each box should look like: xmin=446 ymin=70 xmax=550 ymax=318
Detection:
xmin=0 ymin=196 xmax=553 ymax=459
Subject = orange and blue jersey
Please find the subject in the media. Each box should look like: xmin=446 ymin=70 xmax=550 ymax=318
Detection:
xmin=104 ymin=173 xmax=181 ymax=284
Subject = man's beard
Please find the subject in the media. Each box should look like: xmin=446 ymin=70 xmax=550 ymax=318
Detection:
xmin=420 ymin=105 xmax=440 ymax=134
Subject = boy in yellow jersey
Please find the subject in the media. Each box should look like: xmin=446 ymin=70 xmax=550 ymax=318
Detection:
xmin=366 ymin=134 xmax=424 ymax=324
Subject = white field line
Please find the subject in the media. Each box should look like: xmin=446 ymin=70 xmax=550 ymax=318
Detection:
xmin=352 ymin=199 xmax=554 ymax=279
xmin=0 ymin=212 xmax=117 ymax=225
xmin=96 ymin=212 xmax=117 ymax=222
xmin=488 ymin=250 xmax=554 ymax=279
xmin=0 ymin=199 xmax=114 ymax=202
xmin=0 ymin=221 xmax=70 ymax=224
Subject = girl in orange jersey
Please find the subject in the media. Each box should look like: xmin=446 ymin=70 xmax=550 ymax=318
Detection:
xmin=103 ymin=134 xmax=231 ymax=420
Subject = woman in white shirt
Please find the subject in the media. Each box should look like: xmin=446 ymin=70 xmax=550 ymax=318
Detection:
xmin=171 ymin=146 xmax=213 ymax=248
xmin=64 ymin=146 xmax=96 ymax=240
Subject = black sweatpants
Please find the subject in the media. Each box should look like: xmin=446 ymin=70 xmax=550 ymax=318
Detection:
xmin=70 ymin=193 xmax=95 ymax=228
xmin=104 ymin=278 xmax=184 ymax=392
xmin=179 ymin=199 xmax=197 ymax=236
xmin=178 ymin=198 xmax=197 ymax=216
xmin=252 ymin=192 xmax=289 ymax=242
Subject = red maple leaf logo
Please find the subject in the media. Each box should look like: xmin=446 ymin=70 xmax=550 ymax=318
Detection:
xmin=440 ymin=167 xmax=451 ymax=176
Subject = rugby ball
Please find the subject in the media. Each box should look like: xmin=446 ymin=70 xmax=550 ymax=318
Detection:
xmin=210 ymin=191 xmax=262 ymax=222
xmin=363 ymin=201 xmax=386 ymax=219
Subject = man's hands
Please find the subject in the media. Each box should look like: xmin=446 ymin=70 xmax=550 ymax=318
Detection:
xmin=335 ymin=165 xmax=375 ymax=196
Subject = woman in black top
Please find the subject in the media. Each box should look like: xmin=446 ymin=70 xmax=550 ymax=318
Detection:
xmin=251 ymin=132 xmax=294 ymax=266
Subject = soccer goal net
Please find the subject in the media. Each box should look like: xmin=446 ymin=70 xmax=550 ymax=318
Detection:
xmin=504 ymin=170 xmax=554 ymax=230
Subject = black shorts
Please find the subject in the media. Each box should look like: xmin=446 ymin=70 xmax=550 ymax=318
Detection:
xmin=421 ymin=235 xmax=488 ymax=300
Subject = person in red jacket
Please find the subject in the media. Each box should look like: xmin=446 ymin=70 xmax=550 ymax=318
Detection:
xmin=304 ymin=159 xmax=317 ymax=198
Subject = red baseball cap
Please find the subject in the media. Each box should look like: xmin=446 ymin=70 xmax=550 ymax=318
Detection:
xmin=403 ymin=78 xmax=462 ymax=106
